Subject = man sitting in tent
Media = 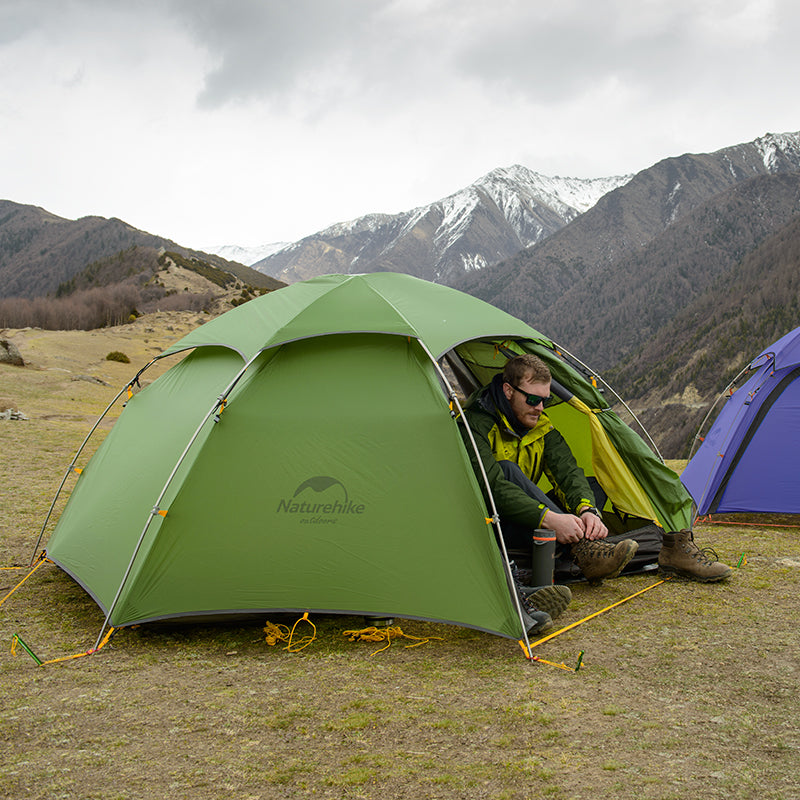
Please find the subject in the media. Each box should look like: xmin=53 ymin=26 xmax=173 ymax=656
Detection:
xmin=460 ymin=354 xmax=732 ymax=591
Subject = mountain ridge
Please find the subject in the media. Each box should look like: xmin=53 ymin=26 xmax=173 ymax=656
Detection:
xmin=0 ymin=201 xmax=279 ymax=300
xmin=250 ymin=165 xmax=631 ymax=284
xmin=458 ymin=132 xmax=800 ymax=323
xmin=4 ymin=131 xmax=800 ymax=458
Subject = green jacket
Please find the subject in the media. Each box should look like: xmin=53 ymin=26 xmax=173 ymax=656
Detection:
xmin=460 ymin=385 xmax=595 ymax=528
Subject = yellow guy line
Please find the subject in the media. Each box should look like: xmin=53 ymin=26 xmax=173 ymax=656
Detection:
xmin=529 ymin=577 xmax=669 ymax=651
xmin=0 ymin=558 xmax=48 ymax=609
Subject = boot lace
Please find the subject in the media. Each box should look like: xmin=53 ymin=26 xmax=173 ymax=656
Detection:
xmin=581 ymin=539 xmax=617 ymax=559
xmin=683 ymin=540 xmax=721 ymax=565
xmin=695 ymin=546 xmax=721 ymax=565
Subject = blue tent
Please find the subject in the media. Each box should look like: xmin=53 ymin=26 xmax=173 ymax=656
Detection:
xmin=682 ymin=326 xmax=800 ymax=514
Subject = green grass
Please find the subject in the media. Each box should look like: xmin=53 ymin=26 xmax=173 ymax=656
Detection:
xmin=3 ymin=325 xmax=800 ymax=800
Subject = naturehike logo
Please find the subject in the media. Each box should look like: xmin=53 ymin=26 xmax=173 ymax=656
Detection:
xmin=277 ymin=476 xmax=365 ymax=524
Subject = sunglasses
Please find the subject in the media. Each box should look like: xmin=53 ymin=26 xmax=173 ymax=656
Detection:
xmin=509 ymin=384 xmax=550 ymax=407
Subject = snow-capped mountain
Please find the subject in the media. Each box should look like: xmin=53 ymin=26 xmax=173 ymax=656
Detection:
xmin=459 ymin=131 xmax=800 ymax=372
xmin=251 ymin=166 xmax=632 ymax=284
xmin=203 ymin=241 xmax=289 ymax=266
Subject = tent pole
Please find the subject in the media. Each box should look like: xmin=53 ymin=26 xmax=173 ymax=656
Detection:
xmin=421 ymin=342 xmax=533 ymax=654
xmin=689 ymin=359 xmax=783 ymax=518
xmin=686 ymin=361 xmax=760 ymax=460
xmin=29 ymin=359 xmax=162 ymax=565
xmin=92 ymin=354 xmax=258 ymax=652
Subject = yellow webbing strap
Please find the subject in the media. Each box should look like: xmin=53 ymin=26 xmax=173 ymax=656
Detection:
xmin=264 ymin=612 xmax=317 ymax=652
xmin=342 ymin=625 xmax=443 ymax=655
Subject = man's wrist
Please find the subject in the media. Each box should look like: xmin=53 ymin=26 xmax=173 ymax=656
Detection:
xmin=579 ymin=506 xmax=601 ymax=517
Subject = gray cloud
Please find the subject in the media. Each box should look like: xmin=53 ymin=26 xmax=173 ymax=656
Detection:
xmin=166 ymin=0 xmax=392 ymax=108
xmin=451 ymin=1 xmax=780 ymax=103
xmin=1 ymin=0 xmax=798 ymax=246
xmin=0 ymin=0 xmax=50 ymax=44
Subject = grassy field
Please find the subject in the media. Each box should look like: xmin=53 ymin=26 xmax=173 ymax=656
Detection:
xmin=2 ymin=318 xmax=799 ymax=800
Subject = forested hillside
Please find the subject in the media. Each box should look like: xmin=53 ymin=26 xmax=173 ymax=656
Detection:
xmin=607 ymin=211 xmax=800 ymax=457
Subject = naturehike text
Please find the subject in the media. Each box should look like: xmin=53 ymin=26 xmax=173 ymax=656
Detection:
xmin=276 ymin=498 xmax=365 ymax=515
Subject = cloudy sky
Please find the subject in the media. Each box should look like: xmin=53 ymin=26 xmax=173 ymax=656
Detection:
xmin=2 ymin=0 xmax=798 ymax=249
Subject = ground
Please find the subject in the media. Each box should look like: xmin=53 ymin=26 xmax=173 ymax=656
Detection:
xmin=1 ymin=317 xmax=798 ymax=800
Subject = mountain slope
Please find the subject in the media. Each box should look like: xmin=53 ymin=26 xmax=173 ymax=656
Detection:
xmin=605 ymin=209 xmax=800 ymax=457
xmin=0 ymin=201 xmax=279 ymax=299
xmin=0 ymin=244 xmax=286 ymax=330
xmin=540 ymin=171 xmax=800 ymax=369
xmin=457 ymin=132 xmax=800 ymax=338
xmin=252 ymin=166 xmax=630 ymax=284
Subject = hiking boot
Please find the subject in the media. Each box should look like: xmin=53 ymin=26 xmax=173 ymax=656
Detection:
xmin=571 ymin=537 xmax=639 ymax=584
xmin=524 ymin=584 xmax=572 ymax=622
xmin=521 ymin=605 xmax=553 ymax=636
xmin=659 ymin=530 xmax=733 ymax=582
xmin=509 ymin=560 xmax=554 ymax=634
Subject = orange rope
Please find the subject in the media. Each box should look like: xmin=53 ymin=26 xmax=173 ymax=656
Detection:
xmin=264 ymin=612 xmax=317 ymax=652
xmin=698 ymin=515 xmax=800 ymax=529
xmin=342 ymin=625 xmax=443 ymax=655
xmin=39 ymin=627 xmax=117 ymax=665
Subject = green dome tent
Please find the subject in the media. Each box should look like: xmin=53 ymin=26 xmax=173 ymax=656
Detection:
xmin=38 ymin=273 xmax=692 ymax=653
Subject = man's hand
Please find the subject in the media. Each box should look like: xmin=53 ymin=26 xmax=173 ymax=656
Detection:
xmin=541 ymin=510 xmax=585 ymax=544
xmin=542 ymin=509 xmax=609 ymax=543
xmin=579 ymin=510 xmax=608 ymax=540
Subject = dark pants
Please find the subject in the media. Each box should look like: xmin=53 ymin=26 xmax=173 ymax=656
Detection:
xmin=498 ymin=460 xmax=563 ymax=551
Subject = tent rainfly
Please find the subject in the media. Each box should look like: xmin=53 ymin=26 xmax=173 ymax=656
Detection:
xmin=682 ymin=325 xmax=800 ymax=515
xmin=37 ymin=272 xmax=693 ymax=653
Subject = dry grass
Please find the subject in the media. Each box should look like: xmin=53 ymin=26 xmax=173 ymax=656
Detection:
xmin=2 ymin=318 xmax=799 ymax=800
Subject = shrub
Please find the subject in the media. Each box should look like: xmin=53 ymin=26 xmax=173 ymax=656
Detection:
xmin=106 ymin=351 xmax=130 ymax=363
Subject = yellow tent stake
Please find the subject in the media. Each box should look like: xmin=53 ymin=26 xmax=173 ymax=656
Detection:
xmin=0 ymin=557 xmax=48 ymax=610
xmin=529 ymin=578 xmax=668 ymax=650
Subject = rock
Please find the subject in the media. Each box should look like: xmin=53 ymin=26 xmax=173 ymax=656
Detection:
xmin=0 ymin=339 xmax=24 ymax=366
xmin=0 ymin=408 xmax=28 ymax=420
